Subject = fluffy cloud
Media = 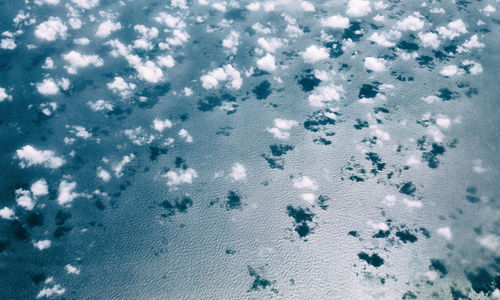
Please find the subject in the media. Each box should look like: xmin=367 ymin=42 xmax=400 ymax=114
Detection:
xmin=396 ymin=15 xmax=424 ymax=31
xmin=107 ymin=76 xmax=136 ymax=97
xmin=33 ymin=240 xmax=52 ymax=250
xmin=439 ymin=65 xmax=463 ymax=77
xmin=152 ymin=118 xmax=173 ymax=132
xmin=15 ymin=145 xmax=65 ymax=168
xmin=114 ymin=154 xmax=135 ymax=177
xmin=300 ymin=1 xmax=315 ymax=12
xmin=418 ymin=32 xmax=440 ymax=49
xmin=321 ymin=15 xmax=350 ymax=29
xmin=16 ymin=189 xmax=35 ymax=210
xmin=266 ymin=118 xmax=298 ymax=139
xmin=437 ymin=226 xmax=452 ymax=240
xmin=36 ymin=78 xmax=60 ymax=95
xmin=437 ymin=19 xmax=467 ymax=39
xmin=308 ymin=84 xmax=343 ymax=107
xmin=165 ymin=168 xmax=198 ymax=186
xmin=223 ymin=30 xmax=240 ymax=54
xmin=301 ymin=45 xmax=329 ymax=63
xmin=364 ymin=57 xmax=387 ymax=72
xmin=200 ymin=65 xmax=242 ymax=89
xmin=256 ymin=53 xmax=277 ymax=72
xmin=57 ymin=180 xmax=80 ymax=206
xmin=0 ymin=38 xmax=16 ymax=50
xmin=35 ymin=17 xmax=67 ymax=41
xmin=71 ymin=0 xmax=99 ymax=9
xmin=97 ymin=167 xmax=111 ymax=182
xmin=157 ymin=55 xmax=175 ymax=68
xmin=368 ymin=31 xmax=401 ymax=47
xmin=62 ymin=51 xmax=103 ymax=74
xmin=257 ymin=37 xmax=283 ymax=53
xmin=293 ymin=176 xmax=318 ymax=190
xmin=178 ymin=128 xmax=193 ymax=142
xmin=96 ymin=20 xmax=121 ymax=38
xmin=0 ymin=207 xmax=15 ymax=220
xmin=87 ymin=99 xmax=113 ymax=112
xmin=230 ymin=163 xmax=247 ymax=181
xmin=37 ymin=284 xmax=65 ymax=298
xmin=0 ymin=87 xmax=12 ymax=102
xmin=65 ymin=264 xmax=80 ymax=275
xmin=346 ymin=0 xmax=371 ymax=17
xmin=35 ymin=0 xmax=60 ymax=5
xmin=31 ymin=179 xmax=49 ymax=197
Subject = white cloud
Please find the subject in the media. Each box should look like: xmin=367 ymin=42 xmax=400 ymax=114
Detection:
xmin=418 ymin=32 xmax=440 ymax=49
xmin=155 ymin=12 xmax=185 ymax=28
xmin=0 ymin=38 xmax=16 ymax=50
xmin=135 ymin=60 xmax=163 ymax=83
xmin=97 ymin=167 xmax=111 ymax=182
xmin=178 ymin=128 xmax=193 ymax=142
xmin=368 ymin=31 xmax=401 ymax=47
xmin=0 ymin=207 xmax=15 ymax=220
xmin=165 ymin=168 xmax=198 ymax=186
xmin=96 ymin=20 xmax=121 ymax=38
xmin=157 ymin=55 xmax=175 ymax=68
xmin=35 ymin=17 xmax=67 ymax=41
xmin=462 ymin=60 xmax=483 ymax=75
xmin=15 ymin=145 xmax=65 ymax=169
xmin=293 ymin=176 xmax=317 ymax=190
xmin=124 ymin=127 xmax=155 ymax=145
xmin=437 ymin=19 xmax=467 ymax=39
xmin=16 ymin=189 xmax=35 ymax=210
xmin=71 ymin=0 xmax=99 ymax=9
xmin=87 ymin=99 xmax=113 ymax=112
xmin=257 ymin=37 xmax=283 ymax=53
xmin=472 ymin=159 xmax=487 ymax=174
xmin=477 ymin=234 xmax=499 ymax=252
xmin=223 ymin=30 xmax=240 ymax=54
xmin=300 ymin=1 xmax=315 ymax=12
xmin=200 ymin=65 xmax=242 ymax=89
xmin=0 ymin=87 xmax=12 ymax=102
xmin=152 ymin=118 xmax=173 ymax=132
xmin=439 ymin=65 xmax=463 ymax=77
xmin=301 ymin=193 xmax=316 ymax=204
xmin=36 ymin=78 xmax=60 ymax=96
xmin=37 ymin=284 xmax=65 ymax=298
xmin=321 ymin=15 xmax=350 ymax=29
xmin=74 ymin=37 xmax=90 ymax=45
xmin=114 ymin=154 xmax=135 ymax=177
xmin=57 ymin=180 xmax=80 ymax=206
xmin=346 ymin=0 xmax=372 ymax=17
xmin=435 ymin=116 xmax=451 ymax=129
xmin=364 ymin=57 xmax=387 ymax=72
xmin=246 ymin=2 xmax=261 ymax=11
xmin=107 ymin=76 xmax=136 ymax=97
xmin=266 ymin=118 xmax=298 ymax=139
xmin=403 ymin=198 xmax=423 ymax=208
xmin=367 ymin=220 xmax=389 ymax=231
xmin=301 ymin=45 xmax=329 ymax=63
xmin=230 ymin=163 xmax=247 ymax=181
xmin=256 ymin=53 xmax=277 ymax=72
xmin=65 ymin=264 xmax=80 ymax=275
xmin=33 ymin=240 xmax=52 ymax=250
xmin=42 ymin=57 xmax=55 ymax=69
xmin=35 ymin=0 xmax=60 ymax=5
xmin=437 ymin=226 xmax=452 ymax=240
xmin=459 ymin=35 xmax=484 ymax=52
xmin=396 ymin=15 xmax=424 ymax=31
xmin=31 ymin=179 xmax=49 ymax=197
xmin=62 ymin=51 xmax=103 ymax=74
xmin=308 ymin=84 xmax=343 ymax=107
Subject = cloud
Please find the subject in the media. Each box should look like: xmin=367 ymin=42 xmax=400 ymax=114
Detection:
xmin=178 ymin=128 xmax=193 ymax=142
xmin=65 ymin=264 xmax=80 ymax=275
xmin=62 ymin=51 xmax=103 ymax=74
xmin=57 ymin=180 xmax=80 ymax=206
xmin=33 ymin=240 xmax=52 ymax=250
xmin=321 ymin=15 xmax=350 ymax=29
xmin=107 ymin=76 xmax=136 ymax=97
xmin=37 ymin=284 xmax=65 ymax=298
xmin=293 ymin=176 xmax=318 ymax=190
xmin=308 ymin=84 xmax=343 ymax=107
xmin=439 ymin=65 xmax=463 ymax=77
xmin=152 ymin=118 xmax=173 ymax=132
xmin=0 ymin=38 xmax=16 ymax=50
xmin=256 ymin=53 xmax=277 ymax=72
xmin=418 ymin=32 xmax=440 ymax=49
xmin=437 ymin=227 xmax=452 ymax=240
xmin=31 ymin=179 xmax=49 ymax=197
xmin=346 ymin=0 xmax=371 ymax=17
xmin=87 ymin=99 xmax=113 ymax=112
xmin=71 ymin=0 xmax=99 ymax=9
xmin=35 ymin=0 xmax=60 ymax=5
xmin=266 ymin=118 xmax=298 ymax=139
xmin=96 ymin=20 xmax=121 ymax=38
xmin=0 ymin=87 xmax=12 ymax=102
xmin=114 ymin=154 xmax=135 ymax=177
xmin=257 ymin=37 xmax=283 ymax=53
xmin=368 ymin=31 xmax=401 ymax=47
xmin=301 ymin=45 xmax=329 ymax=64
xmin=35 ymin=17 xmax=67 ymax=41
xmin=0 ymin=207 xmax=15 ymax=220
xmin=223 ymin=30 xmax=240 ymax=54
xmin=396 ymin=15 xmax=424 ymax=31
xmin=230 ymin=163 xmax=247 ymax=181
xmin=97 ymin=167 xmax=111 ymax=182
xmin=36 ymin=78 xmax=60 ymax=95
xmin=437 ymin=19 xmax=467 ymax=39
xmin=165 ymin=168 xmax=198 ymax=186
xmin=200 ymin=65 xmax=242 ymax=89
xmin=15 ymin=145 xmax=65 ymax=169
xmin=364 ymin=57 xmax=387 ymax=72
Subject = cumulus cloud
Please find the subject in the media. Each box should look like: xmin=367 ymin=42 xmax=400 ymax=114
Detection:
xmin=266 ymin=118 xmax=298 ymax=139
xmin=230 ymin=163 xmax=247 ymax=181
xmin=223 ymin=30 xmax=240 ymax=54
xmin=15 ymin=145 xmax=65 ymax=169
xmin=321 ymin=15 xmax=350 ymax=29
xmin=35 ymin=0 xmax=60 ymax=5
xmin=308 ymin=84 xmax=343 ymax=107
xmin=87 ymin=99 xmax=113 ymax=112
xmin=65 ymin=264 xmax=80 ymax=275
xmin=97 ymin=167 xmax=111 ymax=182
xmin=36 ymin=78 xmax=60 ymax=96
xmin=437 ymin=19 xmax=467 ymax=39
xmin=256 ymin=53 xmax=277 ymax=72
xmin=257 ymin=37 xmax=283 ymax=53
xmin=368 ymin=31 xmax=401 ymax=47
xmin=157 ymin=55 xmax=175 ymax=68
xmin=107 ymin=76 xmax=136 ymax=97
xmin=178 ymin=128 xmax=193 ymax=142
xmin=37 ymin=284 xmax=65 ymax=298
xmin=439 ymin=65 xmax=464 ymax=77
xmin=57 ymin=180 xmax=80 ymax=206
xmin=16 ymin=189 xmax=35 ymax=210
xmin=418 ymin=32 xmax=440 ymax=49
xmin=35 ymin=17 xmax=67 ymax=41
xmin=301 ymin=45 xmax=329 ymax=63
xmin=293 ymin=176 xmax=318 ymax=190
xmin=0 ymin=87 xmax=12 ymax=102
xmin=200 ymin=65 xmax=242 ymax=89
xmin=33 ymin=240 xmax=52 ymax=250
xmin=346 ymin=0 xmax=371 ymax=17
xmin=114 ymin=154 xmax=135 ymax=177
xmin=96 ymin=20 xmax=122 ymax=38
xmin=165 ymin=168 xmax=198 ymax=186
xmin=396 ymin=15 xmax=424 ymax=31
xmin=0 ymin=207 xmax=15 ymax=220
xmin=0 ymin=38 xmax=16 ymax=50
xmin=364 ymin=57 xmax=387 ymax=72
xmin=31 ymin=179 xmax=49 ymax=197
xmin=152 ymin=118 xmax=173 ymax=132
xmin=437 ymin=226 xmax=452 ymax=240
xmin=62 ymin=51 xmax=103 ymax=74
xmin=71 ymin=0 xmax=99 ymax=9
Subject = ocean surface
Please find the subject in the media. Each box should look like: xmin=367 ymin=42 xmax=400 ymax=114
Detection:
xmin=0 ymin=0 xmax=499 ymax=299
